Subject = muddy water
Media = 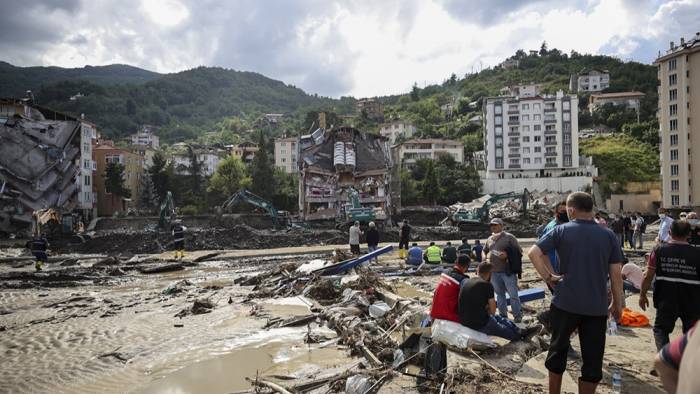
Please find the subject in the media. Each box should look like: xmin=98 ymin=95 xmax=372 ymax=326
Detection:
xmin=0 ymin=261 xmax=353 ymax=394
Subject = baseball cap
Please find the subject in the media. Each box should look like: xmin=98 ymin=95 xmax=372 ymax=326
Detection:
xmin=489 ymin=218 xmax=504 ymax=225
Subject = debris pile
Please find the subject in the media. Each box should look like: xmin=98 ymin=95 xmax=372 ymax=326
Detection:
xmin=0 ymin=105 xmax=82 ymax=234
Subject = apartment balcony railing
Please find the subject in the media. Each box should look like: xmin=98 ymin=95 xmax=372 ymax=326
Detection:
xmin=508 ymin=120 xmax=520 ymax=125
xmin=544 ymin=107 xmax=556 ymax=113
xmin=508 ymin=164 xmax=521 ymax=169
xmin=544 ymin=140 xmax=558 ymax=146
xmin=507 ymin=142 xmax=520 ymax=147
xmin=508 ymin=153 xmax=520 ymax=158
xmin=507 ymin=110 xmax=519 ymax=114
xmin=544 ymin=129 xmax=558 ymax=135
xmin=544 ymin=118 xmax=557 ymax=124
xmin=544 ymin=151 xmax=558 ymax=157
xmin=508 ymin=132 xmax=520 ymax=137
xmin=545 ymin=162 xmax=558 ymax=168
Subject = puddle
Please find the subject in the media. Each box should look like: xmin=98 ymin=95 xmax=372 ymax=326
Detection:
xmin=392 ymin=281 xmax=432 ymax=299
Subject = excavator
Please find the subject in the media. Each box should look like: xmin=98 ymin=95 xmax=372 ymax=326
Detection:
xmin=158 ymin=191 xmax=176 ymax=230
xmin=449 ymin=189 xmax=531 ymax=231
xmin=337 ymin=186 xmax=384 ymax=230
xmin=221 ymin=189 xmax=303 ymax=229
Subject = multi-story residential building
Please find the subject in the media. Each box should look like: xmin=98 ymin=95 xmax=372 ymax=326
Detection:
xmin=588 ymin=91 xmax=645 ymax=119
xmin=129 ymin=144 xmax=157 ymax=168
xmin=397 ymin=139 xmax=464 ymax=168
xmin=570 ymin=68 xmax=610 ymax=93
xmin=172 ymin=148 xmax=226 ymax=176
xmin=274 ymin=137 xmax=298 ymax=174
xmin=500 ymin=83 xmax=543 ymax=98
xmin=129 ymin=126 xmax=160 ymax=149
xmin=227 ymin=142 xmax=258 ymax=165
xmin=656 ymin=34 xmax=700 ymax=209
xmin=379 ymin=121 xmax=417 ymax=144
xmin=78 ymin=119 xmax=97 ymax=219
xmin=356 ymin=98 xmax=384 ymax=121
xmin=482 ymin=89 xmax=597 ymax=193
xmin=92 ymin=140 xmax=144 ymax=216
xmin=500 ymin=58 xmax=520 ymax=69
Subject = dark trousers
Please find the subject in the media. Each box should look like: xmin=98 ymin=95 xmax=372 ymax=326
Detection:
xmin=545 ymin=304 xmax=607 ymax=383
xmin=625 ymin=230 xmax=634 ymax=248
xmin=399 ymin=239 xmax=409 ymax=250
xmin=350 ymin=244 xmax=361 ymax=255
xmin=653 ymin=297 xmax=700 ymax=350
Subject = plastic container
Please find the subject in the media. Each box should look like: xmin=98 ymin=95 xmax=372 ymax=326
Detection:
xmin=611 ymin=365 xmax=622 ymax=394
xmin=607 ymin=318 xmax=618 ymax=336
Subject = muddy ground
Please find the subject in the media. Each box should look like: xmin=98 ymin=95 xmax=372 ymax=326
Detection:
xmin=0 ymin=232 xmax=675 ymax=394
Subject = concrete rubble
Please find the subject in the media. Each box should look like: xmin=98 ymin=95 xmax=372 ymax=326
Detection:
xmin=0 ymin=102 xmax=82 ymax=234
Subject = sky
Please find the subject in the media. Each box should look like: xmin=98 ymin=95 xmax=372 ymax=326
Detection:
xmin=1 ymin=0 xmax=699 ymax=98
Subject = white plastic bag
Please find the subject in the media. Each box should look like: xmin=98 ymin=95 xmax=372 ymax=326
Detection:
xmin=346 ymin=375 xmax=373 ymax=394
xmin=368 ymin=301 xmax=391 ymax=318
xmin=431 ymin=319 xmax=496 ymax=349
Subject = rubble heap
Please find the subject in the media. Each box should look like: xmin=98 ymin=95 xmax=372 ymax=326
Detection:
xmin=0 ymin=105 xmax=82 ymax=234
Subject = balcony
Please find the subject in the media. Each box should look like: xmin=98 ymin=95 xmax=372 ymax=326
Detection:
xmin=545 ymin=162 xmax=558 ymax=168
xmin=508 ymin=153 xmax=520 ymax=158
xmin=544 ymin=107 xmax=556 ymax=113
xmin=544 ymin=118 xmax=557 ymax=124
xmin=508 ymin=120 xmax=520 ymax=125
xmin=544 ymin=151 xmax=557 ymax=157
xmin=507 ymin=110 xmax=519 ymax=115
xmin=508 ymin=164 xmax=521 ymax=169
xmin=544 ymin=129 xmax=557 ymax=135
xmin=508 ymin=132 xmax=520 ymax=137
xmin=508 ymin=142 xmax=520 ymax=147
xmin=544 ymin=140 xmax=558 ymax=146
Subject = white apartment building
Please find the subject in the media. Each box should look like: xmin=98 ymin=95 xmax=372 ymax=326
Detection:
xmin=274 ymin=137 xmax=298 ymax=174
xmin=398 ymin=139 xmax=464 ymax=168
xmin=482 ymin=89 xmax=597 ymax=193
xmin=571 ymin=68 xmax=610 ymax=93
xmin=588 ymin=91 xmax=645 ymax=116
xmin=379 ymin=121 xmax=417 ymax=143
xmin=172 ymin=149 xmax=225 ymax=176
xmin=656 ymin=34 xmax=700 ymax=209
xmin=78 ymin=120 xmax=97 ymax=218
xmin=129 ymin=131 xmax=160 ymax=149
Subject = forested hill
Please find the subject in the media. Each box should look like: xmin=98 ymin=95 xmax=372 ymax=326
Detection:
xmin=0 ymin=61 xmax=162 ymax=97
xmin=0 ymin=64 xmax=355 ymax=142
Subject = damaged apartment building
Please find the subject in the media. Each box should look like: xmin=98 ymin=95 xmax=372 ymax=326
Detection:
xmin=0 ymin=98 xmax=92 ymax=234
xmin=298 ymin=126 xmax=395 ymax=224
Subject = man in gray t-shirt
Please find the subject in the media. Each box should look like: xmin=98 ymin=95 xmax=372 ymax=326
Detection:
xmin=528 ymin=192 xmax=624 ymax=394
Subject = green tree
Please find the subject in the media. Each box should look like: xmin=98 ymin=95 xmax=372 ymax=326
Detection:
xmin=410 ymin=83 xmax=420 ymax=101
xmin=250 ymin=132 xmax=275 ymax=199
xmin=208 ymin=155 xmax=251 ymax=204
xmin=622 ymin=120 xmax=659 ymax=149
xmin=138 ymin=174 xmax=158 ymax=211
xmin=400 ymin=169 xmax=420 ymax=206
xmin=539 ymin=41 xmax=548 ymax=56
xmin=462 ymin=132 xmax=483 ymax=155
xmin=421 ymin=161 xmax=439 ymax=205
xmin=433 ymin=155 xmax=482 ymax=205
xmin=271 ymin=169 xmax=299 ymax=212
xmin=186 ymin=145 xmax=203 ymax=195
xmin=104 ymin=161 xmax=131 ymax=207
xmin=148 ymin=151 xmax=172 ymax=203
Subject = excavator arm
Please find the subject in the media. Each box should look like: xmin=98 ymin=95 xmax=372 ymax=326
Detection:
xmin=222 ymin=190 xmax=284 ymax=226
xmin=158 ymin=191 xmax=175 ymax=229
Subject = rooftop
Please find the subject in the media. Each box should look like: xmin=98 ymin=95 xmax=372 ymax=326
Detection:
xmin=655 ymin=33 xmax=700 ymax=63
xmin=590 ymin=91 xmax=645 ymax=99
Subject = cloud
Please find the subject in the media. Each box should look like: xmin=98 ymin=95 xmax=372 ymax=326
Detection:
xmin=0 ymin=0 xmax=698 ymax=97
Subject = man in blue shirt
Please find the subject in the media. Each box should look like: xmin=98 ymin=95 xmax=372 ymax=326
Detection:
xmin=528 ymin=192 xmax=624 ymax=394
xmin=406 ymin=243 xmax=423 ymax=266
xmin=540 ymin=201 xmax=568 ymax=274
xmin=657 ymin=207 xmax=674 ymax=244
xmin=471 ymin=240 xmax=483 ymax=263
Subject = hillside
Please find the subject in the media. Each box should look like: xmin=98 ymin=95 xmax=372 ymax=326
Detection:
xmin=0 ymin=61 xmax=161 ymax=97
xmin=28 ymin=66 xmax=356 ymax=142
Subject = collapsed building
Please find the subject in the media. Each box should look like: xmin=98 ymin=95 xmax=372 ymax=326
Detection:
xmin=298 ymin=126 xmax=395 ymax=224
xmin=0 ymin=99 xmax=84 ymax=234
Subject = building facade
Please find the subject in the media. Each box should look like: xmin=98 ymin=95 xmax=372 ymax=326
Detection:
xmin=397 ymin=139 xmax=464 ymax=168
xmin=78 ymin=120 xmax=97 ymax=219
xmin=356 ymin=98 xmax=384 ymax=121
xmin=379 ymin=121 xmax=417 ymax=144
xmin=588 ymin=91 xmax=645 ymax=116
xmin=571 ymin=68 xmax=610 ymax=93
xmin=656 ymin=34 xmax=700 ymax=209
xmin=228 ymin=142 xmax=258 ymax=165
xmin=129 ymin=130 xmax=160 ymax=149
xmin=172 ymin=148 xmax=226 ymax=176
xmin=482 ymin=90 xmax=596 ymax=193
xmin=274 ymin=137 xmax=298 ymax=174
xmin=92 ymin=141 xmax=144 ymax=216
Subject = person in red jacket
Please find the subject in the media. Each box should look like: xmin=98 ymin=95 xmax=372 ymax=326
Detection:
xmin=430 ymin=253 xmax=471 ymax=322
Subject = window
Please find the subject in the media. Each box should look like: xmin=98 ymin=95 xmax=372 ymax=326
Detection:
xmin=509 ymin=104 xmax=518 ymax=111
xmin=84 ymin=175 xmax=90 ymax=186
xmin=495 ymin=158 xmax=503 ymax=168
xmin=534 ymin=147 xmax=542 ymax=153
xmin=545 ymin=136 xmax=556 ymax=143
xmin=533 ymin=103 xmax=541 ymax=110
xmin=546 ymin=146 xmax=556 ymax=154
xmin=495 ymin=126 xmax=503 ymax=135
xmin=671 ymin=165 xmax=679 ymax=176
xmin=670 ymin=89 xmax=677 ymax=101
xmin=670 ymin=119 xmax=678 ymax=131
xmin=495 ymin=106 xmax=502 ymax=114
xmin=671 ymin=180 xmax=679 ymax=191
xmin=509 ymin=115 xmax=519 ymax=122
xmin=524 ymin=158 xmax=531 ymax=164
xmin=671 ymin=149 xmax=678 ymax=161
xmin=564 ymin=156 xmax=572 ymax=166
xmin=535 ymin=158 xmax=542 ymax=164
xmin=510 ymin=126 xmax=518 ymax=133
xmin=672 ymin=195 xmax=680 ymax=206
xmin=495 ymin=137 xmax=503 ymax=146
xmin=280 ymin=149 xmax=286 ymax=154
xmin=563 ymin=112 xmax=571 ymax=121
xmin=671 ymin=134 xmax=678 ymax=145
xmin=563 ymin=145 xmax=572 ymax=154
xmin=545 ymin=124 xmax=556 ymax=131
xmin=509 ymin=137 xmax=519 ymax=144
xmin=546 ymin=157 xmax=556 ymax=164
xmin=669 ymin=59 xmax=677 ymax=71
xmin=495 ymin=116 xmax=502 ymax=125
xmin=563 ymin=101 xmax=570 ymax=110
xmin=522 ymin=103 xmax=529 ymax=110
xmin=496 ymin=148 xmax=503 ymax=156
xmin=533 ymin=125 xmax=541 ymax=131
xmin=521 ymin=114 xmax=529 ymax=121
xmin=670 ymin=104 xmax=678 ymax=116
xmin=510 ymin=147 xmax=519 ymax=154
xmin=522 ymin=125 xmax=530 ymax=132
xmin=534 ymin=114 xmax=541 ymax=121
xmin=510 ymin=158 xmax=520 ymax=165
xmin=523 ymin=147 xmax=530 ymax=154
xmin=563 ymin=134 xmax=571 ymax=143
xmin=281 ymin=158 xmax=286 ymax=163
xmin=523 ymin=136 xmax=530 ymax=142
xmin=534 ymin=136 xmax=542 ymax=142
xmin=669 ymin=74 xmax=677 ymax=85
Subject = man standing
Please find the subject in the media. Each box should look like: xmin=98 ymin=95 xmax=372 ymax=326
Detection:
xmin=406 ymin=243 xmax=423 ymax=266
xmin=483 ymin=218 xmax=522 ymax=322
xmin=633 ymin=212 xmax=645 ymax=250
xmin=656 ymin=208 xmax=674 ymax=244
xmin=442 ymin=241 xmax=458 ymax=265
xmin=430 ymin=253 xmax=470 ymax=323
xmin=686 ymin=212 xmax=700 ymax=247
xmin=471 ymin=240 xmax=483 ymax=263
xmin=171 ymin=220 xmax=187 ymax=260
xmin=639 ymin=220 xmax=700 ymax=351
xmin=457 ymin=238 xmax=471 ymax=255
xmin=365 ymin=222 xmax=379 ymax=262
xmin=540 ymin=201 xmax=568 ymax=274
xmin=349 ymin=221 xmax=363 ymax=255
xmin=27 ymin=234 xmax=49 ymax=271
xmin=423 ymin=242 xmax=442 ymax=265
xmin=610 ymin=214 xmax=625 ymax=247
xmin=528 ymin=192 xmax=624 ymax=394
xmin=458 ymin=262 xmax=535 ymax=341
xmin=398 ymin=219 xmax=411 ymax=259
xmin=623 ymin=212 xmax=633 ymax=249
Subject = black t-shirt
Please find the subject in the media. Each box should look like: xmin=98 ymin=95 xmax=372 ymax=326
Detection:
xmin=458 ymin=277 xmax=494 ymax=330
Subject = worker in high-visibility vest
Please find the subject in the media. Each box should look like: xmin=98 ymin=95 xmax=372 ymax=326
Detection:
xmin=423 ymin=242 xmax=442 ymax=264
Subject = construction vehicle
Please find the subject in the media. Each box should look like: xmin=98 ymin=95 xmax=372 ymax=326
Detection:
xmin=449 ymin=189 xmax=531 ymax=230
xmin=158 ymin=191 xmax=176 ymax=230
xmin=30 ymin=208 xmax=83 ymax=242
xmin=222 ymin=189 xmax=302 ymax=229
xmin=338 ymin=187 xmax=384 ymax=230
